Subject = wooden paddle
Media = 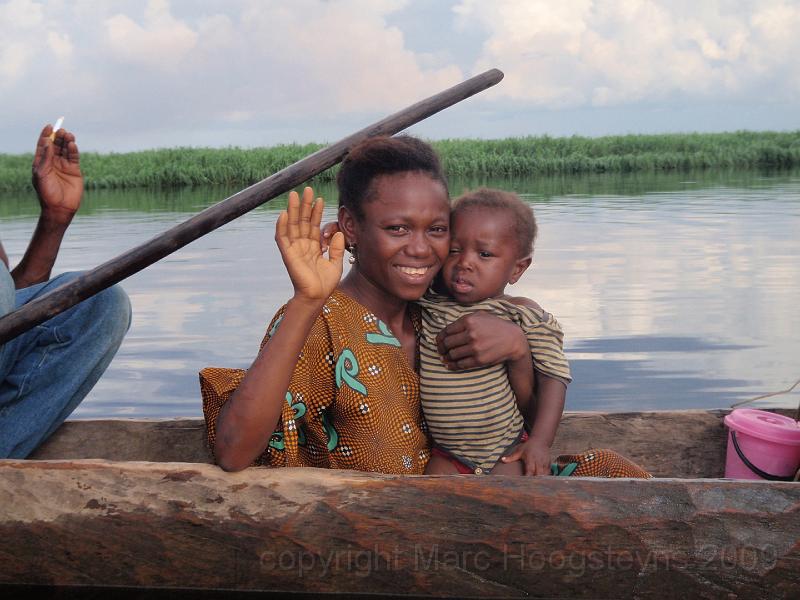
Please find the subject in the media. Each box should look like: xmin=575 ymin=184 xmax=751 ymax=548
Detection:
xmin=0 ymin=69 xmax=503 ymax=344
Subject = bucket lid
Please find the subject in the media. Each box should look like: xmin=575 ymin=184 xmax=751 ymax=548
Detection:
xmin=724 ymin=409 xmax=800 ymax=446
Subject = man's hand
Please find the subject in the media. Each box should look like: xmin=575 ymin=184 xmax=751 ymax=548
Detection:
xmin=500 ymin=436 xmax=552 ymax=476
xmin=32 ymin=124 xmax=83 ymax=225
xmin=11 ymin=124 xmax=83 ymax=287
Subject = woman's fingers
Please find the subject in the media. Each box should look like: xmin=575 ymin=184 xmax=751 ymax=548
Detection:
xmin=328 ymin=231 xmax=345 ymax=264
xmin=436 ymin=328 xmax=472 ymax=357
xmin=286 ymin=191 xmax=301 ymax=240
xmin=286 ymin=187 xmax=325 ymax=245
xmin=309 ymin=195 xmax=324 ymax=244
xmin=443 ymin=356 xmax=479 ymax=371
xmin=275 ymin=210 xmax=289 ymax=250
xmin=438 ymin=312 xmax=527 ymax=369
xmin=277 ymin=189 xmax=340 ymax=262
xmin=298 ymin=187 xmax=314 ymax=238
xmin=441 ymin=341 xmax=474 ymax=361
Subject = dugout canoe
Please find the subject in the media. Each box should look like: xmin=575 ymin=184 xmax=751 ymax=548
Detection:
xmin=1 ymin=409 xmax=798 ymax=599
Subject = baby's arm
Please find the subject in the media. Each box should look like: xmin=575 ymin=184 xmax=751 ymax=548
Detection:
xmin=504 ymin=294 xmax=544 ymax=414
xmin=500 ymin=372 xmax=565 ymax=475
xmin=507 ymin=346 xmax=535 ymax=416
xmin=499 ymin=296 xmax=566 ymax=475
xmin=528 ymin=371 xmax=566 ymax=449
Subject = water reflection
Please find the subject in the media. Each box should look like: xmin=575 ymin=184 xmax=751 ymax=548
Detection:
xmin=568 ymin=336 xmax=756 ymax=410
xmin=1 ymin=170 xmax=798 ymax=416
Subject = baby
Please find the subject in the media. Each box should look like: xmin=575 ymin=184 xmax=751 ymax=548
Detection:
xmin=417 ymin=188 xmax=571 ymax=475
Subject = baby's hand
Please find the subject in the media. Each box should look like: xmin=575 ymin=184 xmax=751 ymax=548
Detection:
xmin=501 ymin=436 xmax=551 ymax=476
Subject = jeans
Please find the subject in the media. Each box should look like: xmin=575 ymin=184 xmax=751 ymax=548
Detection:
xmin=0 ymin=264 xmax=131 ymax=458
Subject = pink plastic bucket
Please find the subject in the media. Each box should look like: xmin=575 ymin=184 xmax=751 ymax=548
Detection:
xmin=723 ymin=409 xmax=800 ymax=480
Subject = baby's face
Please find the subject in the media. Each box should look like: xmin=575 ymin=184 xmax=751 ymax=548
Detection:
xmin=443 ymin=208 xmax=526 ymax=304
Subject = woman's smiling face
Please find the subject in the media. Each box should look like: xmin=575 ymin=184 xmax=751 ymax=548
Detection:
xmin=344 ymin=171 xmax=451 ymax=302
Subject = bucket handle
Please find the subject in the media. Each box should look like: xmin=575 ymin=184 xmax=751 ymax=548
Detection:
xmin=730 ymin=431 xmax=796 ymax=482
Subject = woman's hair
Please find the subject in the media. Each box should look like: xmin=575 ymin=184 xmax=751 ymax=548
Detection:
xmin=337 ymin=135 xmax=448 ymax=220
xmin=452 ymin=188 xmax=537 ymax=258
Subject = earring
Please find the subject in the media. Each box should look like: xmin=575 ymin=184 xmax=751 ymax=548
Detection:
xmin=347 ymin=244 xmax=357 ymax=265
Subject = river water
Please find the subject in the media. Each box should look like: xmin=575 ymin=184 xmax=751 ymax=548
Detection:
xmin=1 ymin=170 xmax=798 ymax=417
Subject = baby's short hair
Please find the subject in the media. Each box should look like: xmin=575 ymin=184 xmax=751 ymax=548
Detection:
xmin=451 ymin=188 xmax=537 ymax=258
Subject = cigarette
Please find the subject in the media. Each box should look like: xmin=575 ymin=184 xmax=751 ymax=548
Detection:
xmin=49 ymin=116 xmax=64 ymax=141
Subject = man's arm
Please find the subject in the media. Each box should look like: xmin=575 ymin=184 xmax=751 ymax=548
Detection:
xmin=11 ymin=124 xmax=83 ymax=289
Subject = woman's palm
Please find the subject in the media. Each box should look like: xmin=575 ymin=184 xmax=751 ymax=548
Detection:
xmin=276 ymin=188 xmax=344 ymax=301
xmin=282 ymin=234 xmax=343 ymax=300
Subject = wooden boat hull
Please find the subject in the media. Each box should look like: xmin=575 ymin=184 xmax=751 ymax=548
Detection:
xmin=1 ymin=410 xmax=798 ymax=598
xmin=25 ymin=409 xmax=770 ymax=478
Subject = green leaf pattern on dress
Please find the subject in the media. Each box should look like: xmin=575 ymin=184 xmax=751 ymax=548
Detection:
xmin=365 ymin=320 xmax=401 ymax=347
xmin=270 ymin=313 xmax=399 ymax=458
xmin=335 ymin=348 xmax=367 ymax=395
xmin=269 ymin=390 xmax=307 ymax=450
xmin=321 ymin=409 xmax=339 ymax=451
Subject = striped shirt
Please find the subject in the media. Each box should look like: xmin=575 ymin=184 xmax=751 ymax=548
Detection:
xmin=416 ymin=292 xmax=572 ymax=471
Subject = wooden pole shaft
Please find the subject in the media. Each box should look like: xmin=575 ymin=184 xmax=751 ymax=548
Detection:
xmin=0 ymin=69 xmax=503 ymax=343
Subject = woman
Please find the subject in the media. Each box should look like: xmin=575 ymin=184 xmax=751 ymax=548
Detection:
xmin=201 ymin=136 xmax=535 ymax=473
xmin=201 ymin=136 xmax=650 ymax=479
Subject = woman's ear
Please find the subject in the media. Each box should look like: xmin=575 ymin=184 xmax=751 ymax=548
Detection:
xmin=338 ymin=206 xmax=358 ymax=246
xmin=508 ymin=256 xmax=532 ymax=285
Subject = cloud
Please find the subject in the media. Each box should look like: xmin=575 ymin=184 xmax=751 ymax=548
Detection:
xmin=0 ymin=0 xmax=45 ymax=84
xmin=46 ymin=31 xmax=73 ymax=61
xmin=147 ymin=0 xmax=465 ymax=131
xmin=0 ymin=0 xmax=464 ymax=149
xmin=0 ymin=0 xmax=797 ymax=152
xmin=0 ymin=0 xmax=43 ymax=28
xmin=193 ymin=0 xmax=462 ymax=115
xmin=456 ymin=0 xmax=800 ymax=107
xmin=104 ymin=0 xmax=198 ymax=70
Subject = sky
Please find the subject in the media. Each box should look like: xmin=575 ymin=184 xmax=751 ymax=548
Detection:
xmin=1 ymin=0 xmax=799 ymax=153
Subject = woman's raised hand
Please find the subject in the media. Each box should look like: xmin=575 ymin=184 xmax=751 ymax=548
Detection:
xmin=275 ymin=187 xmax=345 ymax=302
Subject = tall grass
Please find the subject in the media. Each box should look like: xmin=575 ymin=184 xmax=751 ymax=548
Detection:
xmin=1 ymin=131 xmax=799 ymax=192
xmin=435 ymin=131 xmax=800 ymax=177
